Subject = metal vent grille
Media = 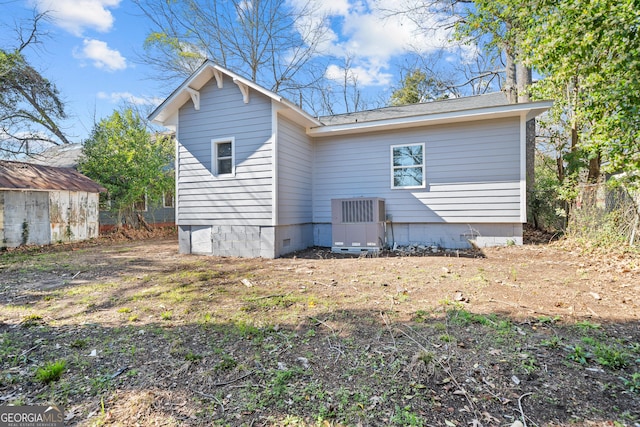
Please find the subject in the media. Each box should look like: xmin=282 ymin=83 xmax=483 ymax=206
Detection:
xmin=335 ymin=198 xmax=385 ymax=224
xmin=341 ymin=199 xmax=374 ymax=223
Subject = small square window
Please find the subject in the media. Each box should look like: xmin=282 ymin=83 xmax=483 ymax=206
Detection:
xmin=391 ymin=143 xmax=425 ymax=189
xmin=212 ymin=138 xmax=235 ymax=176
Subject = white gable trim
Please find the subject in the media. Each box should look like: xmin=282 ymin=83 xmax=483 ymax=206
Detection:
xmin=185 ymin=87 xmax=200 ymax=111
xmin=212 ymin=68 xmax=224 ymax=88
xmin=233 ymin=79 xmax=250 ymax=104
xmin=149 ymin=60 xmax=321 ymax=128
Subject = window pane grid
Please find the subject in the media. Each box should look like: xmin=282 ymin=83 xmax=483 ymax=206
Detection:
xmin=212 ymin=138 xmax=234 ymax=176
xmin=391 ymin=143 xmax=425 ymax=188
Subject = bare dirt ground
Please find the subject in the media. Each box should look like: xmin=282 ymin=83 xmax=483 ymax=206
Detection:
xmin=1 ymin=230 xmax=639 ymax=426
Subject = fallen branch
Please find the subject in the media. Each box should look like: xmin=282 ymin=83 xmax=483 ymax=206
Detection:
xmin=212 ymin=370 xmax=254 ymax=387
xmin=518 ymin=392 xmax=533 ymax=427
xmin=380 ymin=311 xmax=397 ymax=350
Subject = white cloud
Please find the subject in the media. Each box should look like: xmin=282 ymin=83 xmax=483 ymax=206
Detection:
xmin=97 ymin=91 xmax=161 ymax=106
xmin=289 ymin=0 xmax=468 ymax=88
xmin=30 ymin=0 xmax=120 ymax=36
xmin=325 ymin=63 xmax=393 ymax=87
xmin=74 ymin=39 xmax=126 ymax=71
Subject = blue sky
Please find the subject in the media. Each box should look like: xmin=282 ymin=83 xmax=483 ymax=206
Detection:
xmin=2 ymin=0 xmax=475 ymax=145
xmin=3 ymin=0 xmax=160 ymax=143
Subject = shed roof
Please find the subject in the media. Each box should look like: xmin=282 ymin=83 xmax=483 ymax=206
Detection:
xmin=0 ymin=160 xmax=106 ymax=193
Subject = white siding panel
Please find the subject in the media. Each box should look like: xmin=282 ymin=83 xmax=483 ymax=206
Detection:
xmin=312 ymin=117 xmax=522 ymax=224
xmin=277 ymin=115 xmax=313 ymax=225
xmin=177 ymin=75 xmax=274 ymax=226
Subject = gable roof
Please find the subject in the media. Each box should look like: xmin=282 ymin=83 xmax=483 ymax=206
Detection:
xmin=26 ymin=143 xmax=83 ymax=168
xmin=148 ymin=60 xmax=321 ymax=128
xmin=149 ymin=60 xmax=553 ymax=137
xmin=0 ymin=160 xmax=106 ymax=193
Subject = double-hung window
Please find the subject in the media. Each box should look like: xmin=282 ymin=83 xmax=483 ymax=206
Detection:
xmin=212 ymin=137 xmax=235 ymax=176
xmin=391 ymin=143 xmax=425 ymax=189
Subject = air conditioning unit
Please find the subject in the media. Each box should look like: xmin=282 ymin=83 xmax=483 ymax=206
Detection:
xmin=331 ymin=197 xmax=386 ymax=253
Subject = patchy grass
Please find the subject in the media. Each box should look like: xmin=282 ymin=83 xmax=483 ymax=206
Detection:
xmin=0 ymin=236 xmax=639 ymax=425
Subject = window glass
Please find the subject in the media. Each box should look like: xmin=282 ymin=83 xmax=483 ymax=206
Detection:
xmin=391 ymin=144 xmax=425 ymax=188
xmin=217 ymin=142 xmax=232 ymax=158
xmin=163 ymin=191 xmax=174 ymax=208
xmin=213 ymin=138 xmax=234 ymax=176
xmin=134 ymin=195 xmax=147 ymax=211
xmin=218 ymin=158 xmax=232 ymax=175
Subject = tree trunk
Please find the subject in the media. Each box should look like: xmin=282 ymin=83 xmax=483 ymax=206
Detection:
xmin=587 ymin=152 xmax=601 ymax=183
xmin=504 ymin=46 xmax=517 ymax=104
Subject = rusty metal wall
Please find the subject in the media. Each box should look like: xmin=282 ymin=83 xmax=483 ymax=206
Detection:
xmin=49 ymin=191 xmax=100 ymax=243
xmin=0 ymin=190 xmax=100 ymax=248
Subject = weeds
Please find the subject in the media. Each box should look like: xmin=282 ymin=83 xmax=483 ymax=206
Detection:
xmin=35 ymin=360 xmax=66 ymax=383
xmin=2 ymin=237 xmax=640 ymax=426
xmin=567 ymin=345 xmax=590 ymax=365
xmin=620 ymin=373 xmax=640 ymax=393
xmin=594 ymin=344 xmax=629 ymax=370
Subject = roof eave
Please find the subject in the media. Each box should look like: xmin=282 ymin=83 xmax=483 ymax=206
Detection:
xmin=307 ymin=100 xmax=553 ymax=137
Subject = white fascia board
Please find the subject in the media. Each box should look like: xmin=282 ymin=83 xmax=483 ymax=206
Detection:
xmin=307 ymin=100 xmax=553 ymax=138
xmin=519 ymin=113 xmax=528 ymax=223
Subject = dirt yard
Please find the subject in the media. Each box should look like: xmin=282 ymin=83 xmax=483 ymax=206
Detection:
xmin=1 ymin=233 xmax=639 ymax=426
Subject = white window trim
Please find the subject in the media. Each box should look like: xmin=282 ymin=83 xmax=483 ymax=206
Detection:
xmin=162 ymin=191 xmax=174 ymax=208
xmin=390 ymin=142 xmax=426 ymax=189
xmin=134 ymin=193 xmax=148 ymax=212
xmin=211 ymin=137 xmax=236 ymax=177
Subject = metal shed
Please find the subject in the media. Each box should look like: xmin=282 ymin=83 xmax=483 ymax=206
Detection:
xmin=0 ymin=160 xmax=106 ymax=248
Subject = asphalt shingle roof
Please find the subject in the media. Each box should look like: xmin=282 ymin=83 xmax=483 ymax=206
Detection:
xmin=318 ymin=92 xmax=509 ymax=126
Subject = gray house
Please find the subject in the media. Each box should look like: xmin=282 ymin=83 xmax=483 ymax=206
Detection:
xmin=27 ymin=143 xmax=175 ymax=232
xmin=0 ymin=160 xmax=105 ymax=248
xmin=149 ymin=61 xmax=551 ymax=258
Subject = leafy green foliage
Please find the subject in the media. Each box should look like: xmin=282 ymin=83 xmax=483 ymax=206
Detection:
xmin=78 ymin=108 xmax=174 ymax=227
xmin=519 ymin=0 xmax=640 ymax=183
xmin=35 ymin=360 xmax=66 ymax=383
xmin=389 ymin=69 xmax=449 ymax=105
xmin=529 ymin=153 xmax=566 ymax=231
xmin=458 ymin=0 xmax=640 ymax=245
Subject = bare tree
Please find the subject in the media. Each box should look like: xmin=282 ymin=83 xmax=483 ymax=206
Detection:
xmin=1 ymin=12 xmax=72 ymax=158
xmin=134 ymin=0 xmax=332 ymax=106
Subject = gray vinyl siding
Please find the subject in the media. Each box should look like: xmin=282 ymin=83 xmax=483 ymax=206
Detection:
xmin=176 ymin=75 xmax=274 ymax=226
xmin=312 ymin=117 xmax=522 ymax=224
xmin=277 ymin=115 xmax=313 ymax=225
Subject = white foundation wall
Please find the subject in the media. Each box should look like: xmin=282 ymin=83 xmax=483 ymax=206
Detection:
xmin=314 ymin=222 xmax=523 ymax=249
xmin=178 ymin=223 xmax=313 ymax=258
